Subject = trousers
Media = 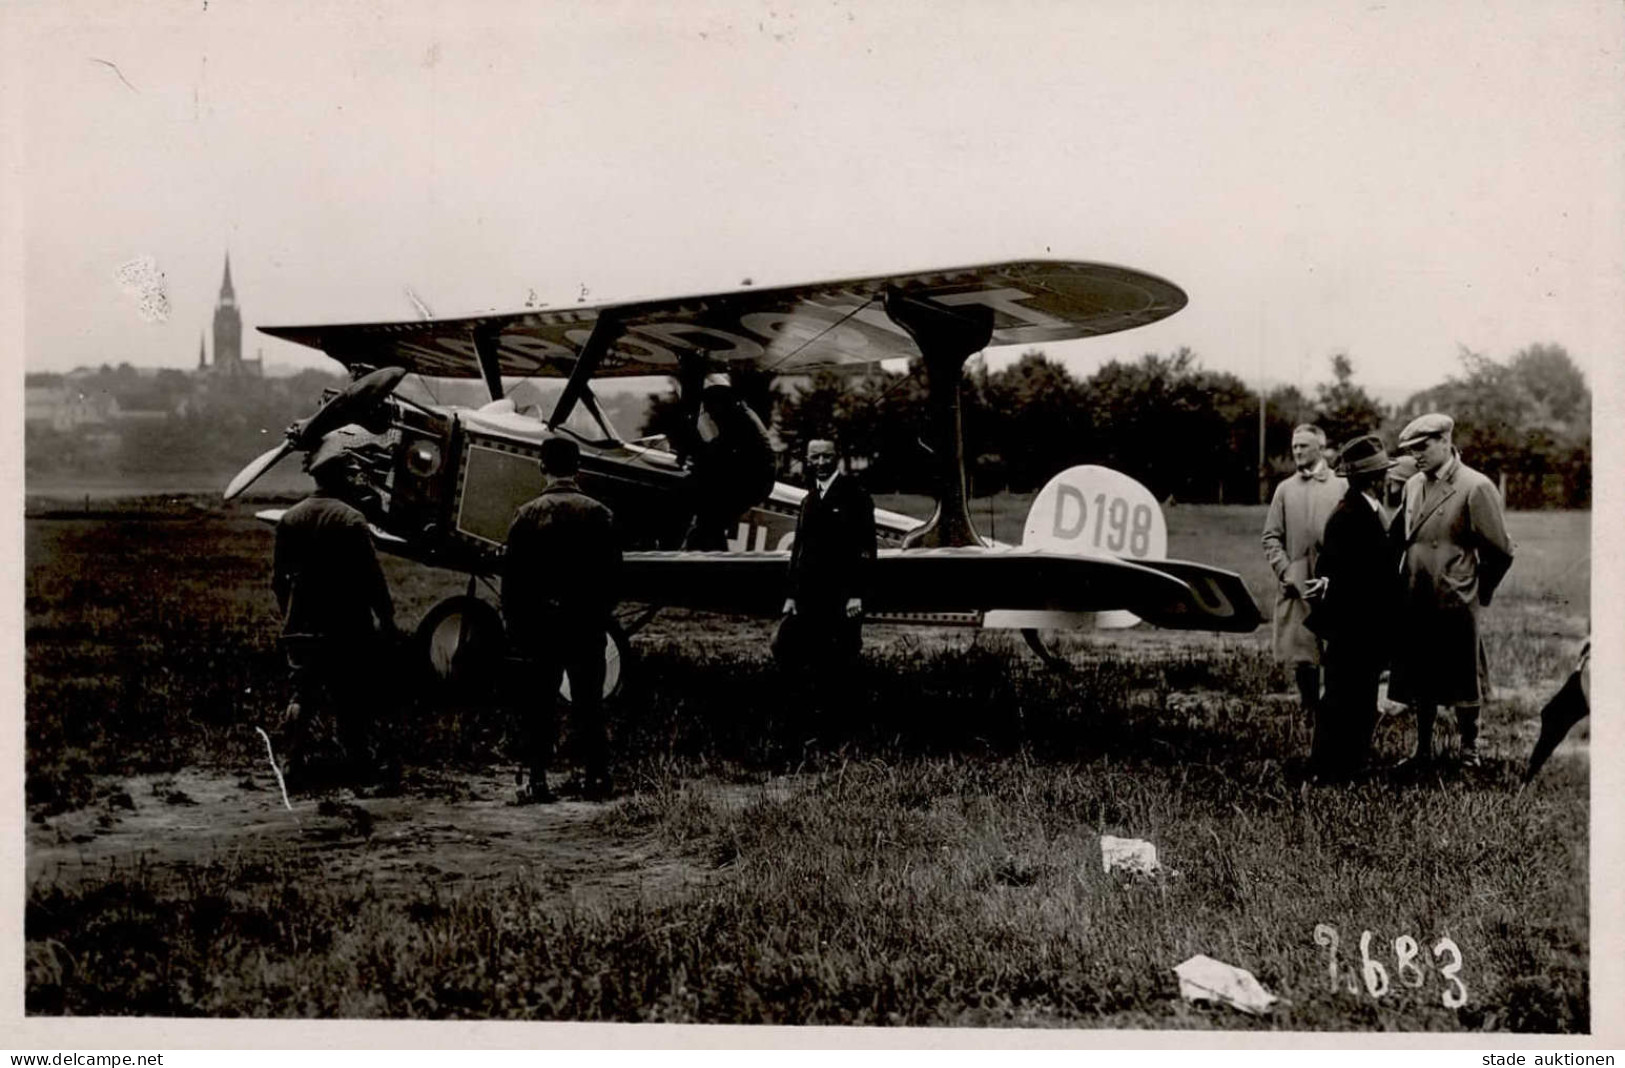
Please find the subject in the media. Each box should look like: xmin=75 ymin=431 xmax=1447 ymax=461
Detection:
xmin=505 ymin=618 xmax=610 ymax=781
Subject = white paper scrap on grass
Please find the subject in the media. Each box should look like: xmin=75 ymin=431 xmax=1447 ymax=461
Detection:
xmin=1173 ymin=954 xmax=1278 ymax=1014
xmin=1100 ymin=835 xmax=1162 ymax=875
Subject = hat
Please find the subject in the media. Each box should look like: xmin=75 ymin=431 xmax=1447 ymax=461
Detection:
xmin=1397 ymin=412 xmax=1454 ymax=450
xmin=1386 ymin=455 xmax=1419 ymax=483
xmin=304 ymin=424 xmax=375 ymax=475
xmin=1334 ymin=433 xmax=1396 ymax=477
xmin=538 ymin=435 xmax=581 ymax=475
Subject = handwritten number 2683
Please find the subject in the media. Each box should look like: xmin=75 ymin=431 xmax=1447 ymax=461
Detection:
xmin=1314 ymin=925 xmax=1466 ymax=1008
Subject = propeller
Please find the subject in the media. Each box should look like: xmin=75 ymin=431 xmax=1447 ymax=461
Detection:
xmin=224 ymin=441 xmax=296 ymax=500
xmin=223 ymin=365 xmax=408 ymax=500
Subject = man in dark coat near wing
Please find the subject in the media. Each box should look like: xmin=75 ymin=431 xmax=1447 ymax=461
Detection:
xmin=774 ymin=437 xmax=877 ymax=666
xmin=1306 ymin=434 xmax=1402 ymax=781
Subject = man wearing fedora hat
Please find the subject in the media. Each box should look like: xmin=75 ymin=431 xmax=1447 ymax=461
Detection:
xmin=502 ymin=436 xmax=622 ymax=801
xmin=1388 ymin=412 xmax=1514 ymax=768
xmin=1306 ymin=434 xmax=1403 ymax=780
xmin=1261 ymin=424 xmax=1347 ymax=729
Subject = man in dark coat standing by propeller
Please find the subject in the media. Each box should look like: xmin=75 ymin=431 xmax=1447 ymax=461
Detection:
xmin=503 ymin=436 xmax=622 ymax=802
xmin=1306 ymin=434 xmax=1402 ymax=781
xmin=272 ymin=431 xmax=398 ymax=789
xmin=775 ymin=437 xmax=876 ymax=667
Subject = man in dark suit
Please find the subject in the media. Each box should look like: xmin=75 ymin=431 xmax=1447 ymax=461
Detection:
xmin=774 ymin=437 xmax=877 ymax=666
xmin=503 ymin=437 xmax=622 ymax=802
xmin=1306 ymin=433 xmax=1402 ymax=781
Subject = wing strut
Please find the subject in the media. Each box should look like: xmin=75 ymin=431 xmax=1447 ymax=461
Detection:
xmin=547 ymin=313 xmax=624 ymax=430
xmin=471 ymin=323 xmax=506 ymax=403
xmin=882 ymin=286 xmax=993 ymax=548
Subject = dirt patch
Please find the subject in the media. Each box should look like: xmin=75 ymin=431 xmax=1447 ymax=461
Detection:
xmin=28 ymin=766 xmax=723 ymax=909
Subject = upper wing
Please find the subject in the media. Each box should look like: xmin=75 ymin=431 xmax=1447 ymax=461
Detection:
xmin=619 ymin=547 xmax=1260 ymax=633
xmin=258 ymin=260 xmax=1186 ymax=380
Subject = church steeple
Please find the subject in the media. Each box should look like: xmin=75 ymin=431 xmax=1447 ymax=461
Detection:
xmin=219 ymin=252 xmax=237 ymax=307
xmin=213 ymin=251 xmax=242 ymax=370
xmin=198 ymin=332 xmax=207 ymax=371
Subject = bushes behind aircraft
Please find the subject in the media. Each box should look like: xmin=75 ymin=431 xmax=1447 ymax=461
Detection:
xmin=711 ymin=344 xmax=1591 ymax=509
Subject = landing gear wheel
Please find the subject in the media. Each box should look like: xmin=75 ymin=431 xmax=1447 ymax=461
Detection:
xmin=560 ymin=621 xmax=633 ymax=704
xmin=416 ymin=595 xmax=633 ymax=702
xmin=416 ymin=595 xmax=507 ymax=695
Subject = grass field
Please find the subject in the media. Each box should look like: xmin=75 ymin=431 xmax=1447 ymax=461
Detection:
xmin=23 ymin=492 xmax=1590 ymax=1029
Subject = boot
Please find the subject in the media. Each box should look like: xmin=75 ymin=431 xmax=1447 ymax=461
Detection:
xmin=1457 ymin=704 xmax=1481 ymax=766
xmin=1295 ymin=664 xmax=1321 ymax=729
xmin=1396 ymin=705 xmax=1436 ymax=772
xmin=517 ymin=767 xmax=556 ymax=805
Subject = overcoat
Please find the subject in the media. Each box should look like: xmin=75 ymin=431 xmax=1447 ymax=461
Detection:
xmin=272 ymin=490 xmax=394 ymax=642
xmin=502 ymin=477 xmax=622 ymax=645
xmin=1261 ymin=463 xmax=1346 ymax=665
xmin=1310 ymin=485 xmax=1400 ymax=651
xmin=1387 ymin=452 xmax=1514 ymax=708
xmin=1307 ymin=484 xmax=1401 ymax=775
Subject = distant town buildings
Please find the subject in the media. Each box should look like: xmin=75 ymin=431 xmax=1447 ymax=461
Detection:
xmin=23 ymin=384 xmax=122 ymax=431
xmin=27 ymin=252 xmax=268 ymax=431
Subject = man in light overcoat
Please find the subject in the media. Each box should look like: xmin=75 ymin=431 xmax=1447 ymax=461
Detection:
xmin=1261 ymin=424 xmax=1347 ymax=727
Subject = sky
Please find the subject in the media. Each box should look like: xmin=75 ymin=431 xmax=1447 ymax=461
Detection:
xmin=6 ymin=0 xmax=1624 ymax=402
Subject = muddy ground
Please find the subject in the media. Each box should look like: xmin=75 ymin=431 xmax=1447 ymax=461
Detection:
xmin=26 ymin=766 xmax=790 ymax=910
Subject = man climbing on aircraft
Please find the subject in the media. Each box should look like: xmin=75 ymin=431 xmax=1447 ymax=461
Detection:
xmin=503 ymin=436 xmax=622 ymax=802
xmin=271 ymin=430 xmax=398 ymax=790
xmin=775 ymin=436 xmax=876 ymax=667
xmin=680 ymin=377 xmax=776 ymax=550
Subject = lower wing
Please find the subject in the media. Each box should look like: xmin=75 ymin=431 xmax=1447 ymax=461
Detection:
xmin=621 ymin=547 xmax=1261 ymax=633
xmin=252 ymin=512 xmax=1260 ymax=633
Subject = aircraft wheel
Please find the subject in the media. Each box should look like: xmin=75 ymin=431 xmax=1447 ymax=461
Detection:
xmin=414 ymin=598 xmax=632 ymax=702
xmin=416 ymin=595 xmax=507 ymax=694
xmin=559 ymin=621 xmax=632 ymax=704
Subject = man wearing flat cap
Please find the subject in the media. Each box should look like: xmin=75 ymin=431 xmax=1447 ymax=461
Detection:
xmin=1388 ymin=412 xmax=1514 ymax=768
xmin=1261 ymin=424 xmax=1347 ymax=729
xmin=272 ymin=428 xmax=398 ymax=789
xmin=503 ymin=436 xmax=622 ymax=801
xmin=1306 ymin=434 xmax=1403 ymax=780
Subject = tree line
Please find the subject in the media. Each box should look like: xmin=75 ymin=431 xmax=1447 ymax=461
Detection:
xmin=645 ymin=343 xmax=1591 ymax=509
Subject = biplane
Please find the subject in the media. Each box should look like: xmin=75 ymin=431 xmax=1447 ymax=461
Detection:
xmin=224 ymin=260 xmax=1262 ymax=694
